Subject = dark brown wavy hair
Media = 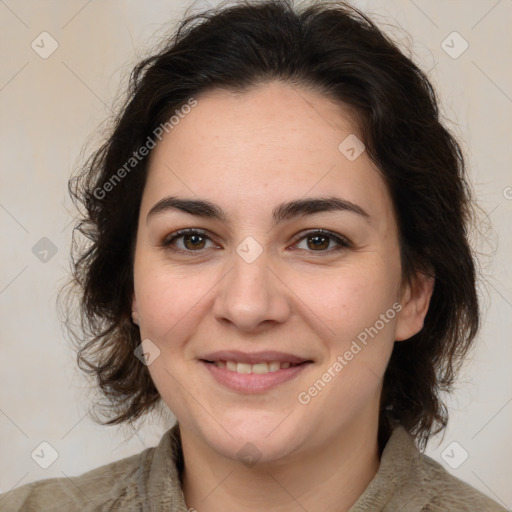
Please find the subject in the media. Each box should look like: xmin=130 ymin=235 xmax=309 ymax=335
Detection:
xmin=62 ymin=0 xmax=480 ymax=450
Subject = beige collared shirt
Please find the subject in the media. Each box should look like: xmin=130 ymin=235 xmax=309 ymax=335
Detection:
xmin=0 ymin=424 xmax=507 ymax=511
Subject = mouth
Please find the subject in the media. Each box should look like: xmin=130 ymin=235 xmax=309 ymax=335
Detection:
xmin=202 ymin=359 xmax=309 ymax=374
xmin=199 ymin=350 xmax=313 ymax=393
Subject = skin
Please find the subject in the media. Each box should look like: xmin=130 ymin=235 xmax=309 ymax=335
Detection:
xmin=131 ymin=80 xmax=434 ymax=512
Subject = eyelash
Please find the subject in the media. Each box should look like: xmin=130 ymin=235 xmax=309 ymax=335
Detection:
xmin=160 ymin=228 xmax=352 ymax=256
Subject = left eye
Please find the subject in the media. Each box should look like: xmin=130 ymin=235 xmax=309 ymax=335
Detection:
xmin=161 ymin=229 xmax=351 ymax=254
xmin=293 ymin=230 xmax=351 ymax=253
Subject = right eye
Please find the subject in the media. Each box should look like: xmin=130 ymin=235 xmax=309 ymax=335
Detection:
xmin=160 ymin=228 xmax=219 ymax=254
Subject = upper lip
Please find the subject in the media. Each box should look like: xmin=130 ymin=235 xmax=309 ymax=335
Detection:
xmin=200 ymin=350 xmax=311 ymax=365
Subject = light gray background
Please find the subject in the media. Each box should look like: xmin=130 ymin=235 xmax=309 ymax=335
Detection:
xmin=0 ymin=0 xmax=511 ymax=508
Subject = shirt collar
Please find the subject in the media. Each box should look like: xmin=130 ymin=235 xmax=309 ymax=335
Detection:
xmin=143 ymin=423 xmax=424 ymax=512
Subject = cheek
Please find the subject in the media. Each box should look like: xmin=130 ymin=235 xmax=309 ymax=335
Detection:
xmin=304 ymin=259 xmax=400 ymax=396
xmin=295 ymin=259 xmax=399 ymax=338
xmin=301 ymin=270 xmax=399 ymax=416
xmin=134 ymin=257 xmax=218 ymax=344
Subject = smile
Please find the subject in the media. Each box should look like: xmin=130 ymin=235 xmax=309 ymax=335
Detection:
xmin=201 ymin=359 xmax=312 ymax=393
xmin=208 ymin=360 xmax=305 ymax=374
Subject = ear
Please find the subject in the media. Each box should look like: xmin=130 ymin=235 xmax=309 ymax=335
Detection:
xmin=394 ymin=271 xmax=435 ymax=342
xmin=131 ymin=293 xmax=139 ymax=325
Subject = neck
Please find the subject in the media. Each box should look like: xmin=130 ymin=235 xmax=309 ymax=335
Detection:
xmin=181 ymin=417 xmax=381 ymax=512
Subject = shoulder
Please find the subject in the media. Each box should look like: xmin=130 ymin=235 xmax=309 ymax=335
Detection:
xmin=384 ymin=426 xmax=508 ymax=512
xmin=0 ymin=445 xmax=156 ymax=512
xmin=416 ymin=451 xmax=509 ymax=512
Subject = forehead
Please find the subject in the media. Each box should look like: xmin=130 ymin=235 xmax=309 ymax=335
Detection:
xmin=143 ymin=81 xmax=394 ymax=229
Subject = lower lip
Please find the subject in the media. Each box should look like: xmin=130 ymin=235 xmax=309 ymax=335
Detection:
xmin=202 ymin=361 xmax=311 ymax=393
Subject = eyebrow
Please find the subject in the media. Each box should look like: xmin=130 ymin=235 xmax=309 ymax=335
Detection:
xmin=146 ymin=195 xmax=370 ymax=224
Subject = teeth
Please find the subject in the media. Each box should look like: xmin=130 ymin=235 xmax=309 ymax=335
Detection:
xmin=252 ymin=362 xmax=270 ymax=374
xmin=268 ymin=361 xmax=281 ymax=372
xmin=213 ymin=360 xmax=299 ymax=374
xmin=237 ymin=362 xmax=252 ymax=374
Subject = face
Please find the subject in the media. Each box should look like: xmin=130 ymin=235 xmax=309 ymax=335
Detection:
xmin=132 ymin=81 xmax=432 ymax=464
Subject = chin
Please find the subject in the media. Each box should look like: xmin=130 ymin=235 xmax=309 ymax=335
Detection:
xmin=195 ymin=410 xmax=307 ymax=465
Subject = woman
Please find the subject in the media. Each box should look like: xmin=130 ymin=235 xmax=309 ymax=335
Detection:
xmin=1 ymin=0 xmax=507 ymax=510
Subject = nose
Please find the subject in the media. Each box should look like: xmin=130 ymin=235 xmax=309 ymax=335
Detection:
xmin=212 ymin=248 xmax=291 ymax=333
